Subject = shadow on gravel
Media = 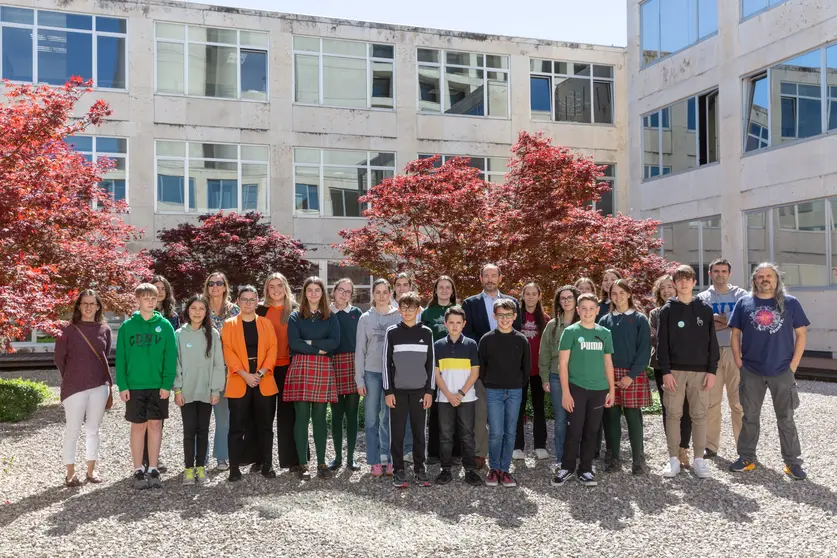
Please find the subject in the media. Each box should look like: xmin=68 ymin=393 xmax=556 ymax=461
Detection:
xmin=0 ymin=404 xmax=65 ymax=441
xmin=795 ymin=381 xmax=837 ymax=396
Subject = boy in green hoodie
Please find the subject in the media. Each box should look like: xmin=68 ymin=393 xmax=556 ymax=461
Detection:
xmin=116 ymin=283 xmax=177 ymax=489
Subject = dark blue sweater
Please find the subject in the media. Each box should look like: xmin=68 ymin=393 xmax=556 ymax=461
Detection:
xmin=288 ymin=311 xmax=340 ymax=356
xmin=332 ymin=305 xmax=362 ymax=354
xmin=598 ymin=310 xmax=651 ymax=379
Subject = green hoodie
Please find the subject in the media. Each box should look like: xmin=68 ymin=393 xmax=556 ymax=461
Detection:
xmin=116 ymin=311 xmax=177 ymax=392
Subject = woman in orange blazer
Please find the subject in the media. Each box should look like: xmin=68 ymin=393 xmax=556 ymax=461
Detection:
xmin=221 ymin=285 xmax=278 ymax=482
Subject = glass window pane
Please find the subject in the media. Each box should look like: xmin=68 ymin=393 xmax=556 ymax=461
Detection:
xmin=323 ymin=39 xmax=366 ymax=57
xmin=593 ymin=80 xmax=613 ymax=124
xmin=669 ymin=98 xmax=697 ymax=174
xmin=742 ymin=0 xmax=768 ymax=18
xmin=701 ymin=216 xmax=721 ymax=284
xmin=593 ymin=65 xmax=614 ymax=79
xmin=530 ymin=59 xmax=551 ymax=73
xmin=369 ymin=152 xmax=395 ymax=167
xmin=38 ymin=11 xmax=92 ymax=30
xmin=485 ymin=55 xmax=508 ymax=69
xmin=2 ymin=27 xmax=33 ymax=81
xmin=241 ymin=145 xmax=269 ymax=161
xmin=100 ymin=179 xmax=126 ymax=202
xmin=418 ymin=66 xmax=441 ymax=113
xmin=157 ymin=141 xmax=185 ymax=157
xmin=327 ymin=262 xmax=371 ymax=286
xmin=827 ymin=46 xmax=837 ymax=131
xmin=445 ymin=67 xmax=484 ymax=116
xmin=324 ymin=150 xmax=367 ymax=166
xmin=371 ymin=44 xmax=394 ymax=59
xmin=96 ymin=17 xmax=126 ymax=33
xmin=324 ymin=167 xmax=364 ymax=217
xmin=205 ymin=178 xmax=238 ymax=210
xmin=773 ymin=50 xmax=822 ymax=143
xmin=323 ymin=56 xmax=366 ymax=107
xmin=370 ymin=168 xmax=394 ymax=188
xmin=189 ymin=26 xmax=237 ymax=45
xmin=488 ymin=157 xmax=508 ymax=172
xmin=241 ymin=49 xmax=267 ymax=101
xmin=573 ymin=63 xmax=590 ymax=76
xmin=295 ymin=54 xmax=319 ymax=103
xmin=371 ymin=61 xmax=394 ymax=109
xmin=530 ymin=76 xmax=551 ymax=120
xmin=1 ymin=6 xmax=33 ymax=24
xmin=687 ymin=96 xmax=697 ymax=130
xmin=97 ymin=36 xmax=126 ymax=88
xmin=294 ymin=36 xmax=320 ymax=51
xmin=157 ymin=160 xmax=187 ymax=212
xmin=447 ymin=51 xmax=482 ymax=67
xmin=156 ymin=22 xmax=184 ymax=40
xmin=188 ymin=44 xmax=237 ymax=98
xmin=641 ymin=0 xmax=660 ymax=65
xmin=417 ymin=48 xmax=439 ymax=63
xmin=156 ymin=42 xmax=185 ymax=94
xmin=662 ymin=221 xmax=701 ymax=278
xmin=96 ymin=137 xmax=127 ymax=153
xmin=773 ymin=201 xmax=827 ymax=286
xmin=487 ymin=71 xmax=508 ymax=118
xmin=191 ymin=160 xmax=238 ymax=213
xmin=294 ymin=148 xmax=320 ymax=164
xmin=240 ymin=31 xmax=268 ymax=48
xmin=660 ymin=0 xmax=696 ymax=57
xmin=554 ymin=77 xmax=590 ymax=123
xmin=698 ymin=0 xmax=717 ymax=38
xmin=831 ymin=199 xmax=837 ymax=285
xmin=555 ymin=62 xmax=569 ymax=75
xmin=37 ymin=30 xmax=93 ymax=85
xmin=596 ymin=180 xmax=614 ymax=216
xmin=66 ymin=135 xmax=93 ymax=152
xmin=745 ymin=74 xmax=768 ymax=152
xmin=189 ymin=143 xmax=238 ymax=159
xmin=642 ymin=111 xmax=661 ymax=180
xmin=295 ymin=166 xmax=320 ymax=212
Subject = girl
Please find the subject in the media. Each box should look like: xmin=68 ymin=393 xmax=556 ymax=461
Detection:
xmin=355 ymin=278 xmax=402 ymax=477
xmin=598 ymin=269 xmax=622 ymax=323
xmin=574 ymin=277 xmax=597 ymax=297
xmin=54 ymin=290 xmax=113 ymax=486
xmin=514 ymin=282 xmax=550 ymax=461
xmin=329 ymin=278 xmax=363 ymax=471
xmin=173 ymin=295 xmax=225 ymax=485
xmin=598 ymin=279 xmax=652 ymax=475
xmin=152 ymin=275 xmax=180 ymax=330
xmin=540 ymin=285 xmax=580 ymax=469
xmin=256 ymin=273 xmax=300 ymax=472
xmin=221 ymin=285 xmax=279 ymax=481
xmin=285 ymin=277 xmax=340 ymax=480
xmin=649 ymin=274 xmax=693 ymax=469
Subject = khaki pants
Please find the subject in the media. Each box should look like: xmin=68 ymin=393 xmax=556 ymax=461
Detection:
xmin=663 ymin=370 xmax=709 ymax=458
xmin=706 ymin=347 xmax=743 ymax=453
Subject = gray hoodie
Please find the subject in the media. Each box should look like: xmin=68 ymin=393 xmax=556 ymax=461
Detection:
xmin=354 ymin=305 xmax=402 ymax=388
xmin=697 ymin=284 xmax=749 ymax=347
xmin=173 ymin=325 xmax=226 ymax=404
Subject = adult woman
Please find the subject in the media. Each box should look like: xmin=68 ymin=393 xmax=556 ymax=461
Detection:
xmin=540 ymin=285 xmax=579 ymax=469
xmin=355 ymin=279 xmax=402 ymax=476
xmin=204 ymin=271 xmax=240 ymax=471
xmin=329 ymin=278 xmax=363 ymax=471
xmin=649 ymin=274 xmax=692 ymax=469
xmin=221 ymin=285 xmax=278 ymax=481
xmin=513 ymin=282 xmax=550 ymax=461
xmin=598 ymin=269 xmax=622 ymax=323
xmin=256 ymin=273 xmax=300 ymax=472
xmin=598 ymin=279 xmax=652 ymax=474
xmin=152 ymin=275 xmax=180 ymax=330
xmin=285 ymin=277 xmax=340 ymax=480
xmin=54 ymin=290 xmax=113 ymax=486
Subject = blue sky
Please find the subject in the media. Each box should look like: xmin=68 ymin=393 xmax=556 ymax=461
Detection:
xmin=184 ymin=0 xmax=628 ymax=47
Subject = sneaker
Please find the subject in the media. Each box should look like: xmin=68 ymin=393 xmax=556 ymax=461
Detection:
xmin=551 ymin=469 xmax=572 ymax=486
xmin=435 ymin=469 xmax=453 ymax=485
xmin=577 ymin=472 xmax=597 ymax=486
xmin=132 ymin=469 xmax=149 ymax=490
xmin=678 ymin=447 xmax=691 ymax=469
xmin=216 ymin=459 xmax=230 ymax=471
xmin=501 ymin=472 xmax=517 ymax=488
xmin=535 ymin=448 xmax=550 ymax=460
xmin=183 ymin=468 xmax=195 ymax=485
xmin=228 ymin=467 xmax=242 ymax=482
xmin=249 ymin=463 xmax=262 ymax=474
xmin=485 ymin=469 xmax=500 ymax=487
xmin=347 ymin=462 xmax=361 ymax=472
xmin=704 ymin=448 xmax=718 ymax=459
xmin=317 ymin=464 xmax=332 ymax=479
xmin=404 ymin=452 xmax=414 ymax=464
xmin=328 ymin=459 xmax=342 ymax=472
xmin=261 ymin=468 xmax=277 ymax=479
xmin=512 ymin=449 xmax=525 ymax=460
xmin=464 ymin=470 xmax=484 ymax=487
xmin=147 ymin=469 xmax=162 ymax=488
xmin=693 ymin=458 xmax=712 ymax=479
xmin=386 ymin=463 xmax=394 ymax=476
xmin=392 ymin=470 xmax=408 ymax=488
xmin=453 ymin=457 xmax=463 ymax=466
xmin=784 ymin=464 xmax=807 ymax=481
xmin=632 ymin=458 xmax=647 ymax=475
xmin=415 ymin=469 xmax=431 ymax=487
xmin=729 ymin=457 xmax=756 ymax=473
xmin=370 ymin=464 xmax=384 ymax=478
xmin=662 ymin=456 xmax=681 ymax=478
xmin=605 ymin=458 xmax=622 ymax=473
xmin=297 ymin=467 xmax=312 ymax=481
xmin=427 ymin=455 xmax=440 ymax=465
xmin=195 ymin=466 xmax=207 ymax=485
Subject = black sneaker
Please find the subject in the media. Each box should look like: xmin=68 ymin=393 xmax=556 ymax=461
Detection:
xmin=317 ymin=464 xmax=332 ymax=479
xmin=435 ymin=469 xmax=453 ymax=485
xmin=415 ymin=469 xmax=431 ymax=487
xmin=605 ymin=458 xmax=622 ymax=473
xmin=464 ymin=470 xmax=484 ymax=487
xmin=704 ymin=448 xmax=718 ymax=459
xmin=632 ymin=458 xmax=647 ymax=475
xmin=261 ymin=467 xmax=276 ymax=479
xmin=250 ymin=463 xmax=263 ymax=474
xmin=578 ymin=472 xmax=598 ymax=486
xmin=147 ymin=469 xmax=162 ymax=489
xmin=551 ymin=469 xmax=572 ymax=486
xmin=392 ymin=470 xmax=408 ymax=489
xmin=228 ymin=468 xmax=242 ymax=482
xmin=132 ymin=470 xmax=149 ymax=490
xmin=427 ymin=456 xmax=440 ymax=465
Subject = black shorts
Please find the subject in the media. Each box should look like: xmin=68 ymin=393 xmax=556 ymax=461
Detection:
xmin=125 ymin=389 xmax=169 ymax=423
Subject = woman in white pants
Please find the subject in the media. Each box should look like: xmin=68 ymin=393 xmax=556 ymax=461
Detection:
xmin=54 ymin=290 xmax=113 ymax=486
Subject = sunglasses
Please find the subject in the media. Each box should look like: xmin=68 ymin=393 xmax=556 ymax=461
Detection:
xmin=207 ymin=280 xmax=225 ymax=287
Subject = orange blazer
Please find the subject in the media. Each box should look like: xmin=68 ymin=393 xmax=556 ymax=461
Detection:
xmin=221 ymin=315 xmax=278 ymax=398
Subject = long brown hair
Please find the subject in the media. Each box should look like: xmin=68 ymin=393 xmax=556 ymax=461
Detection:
xmin=71 ymin=289 xmax=105 ymax=324
xmin=652 ymin=274 xmax=674 ymax=308
xmin=600 ymin=268 xmax=623 ymax=303
xmin=151 ymin=274 xmax=177 ymax=318
xmin=553 ymin=285 xmax=580 ymax=324
xmin=183 ymin=294 xmax=213 ymax=358
xmin=298 ymin=277 xmax=331 ymax=320
xmin=608 ymin=279 xmax=640 ymax=313
xmin=430 ymin=275 xmax=457 ymax=307
xmin=519 ymin=282 xmax=547 ymax=333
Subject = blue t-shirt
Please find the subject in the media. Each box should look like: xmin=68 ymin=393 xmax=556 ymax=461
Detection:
xmin=728 ymin=295 xmax=810 ymax=376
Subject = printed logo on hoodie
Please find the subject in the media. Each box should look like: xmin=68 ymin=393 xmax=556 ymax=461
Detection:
xmin=129 ymin=333 xmax=163 ymax=347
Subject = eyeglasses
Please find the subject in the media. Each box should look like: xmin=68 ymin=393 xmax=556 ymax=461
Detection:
xmin=559 ymin=296 xmax=576 ymax=302
xmin=207 ymin=280 xmax=225 ymax=287
xmin=239 ymin=298 xmax=258 ymax=304
xmin=495 ymin=313 xmax=515 ymax=319
xmin=400 ymin=305 xmax=419 ymax=311
xmin=334 ymin=287 xmax=352 ymax=295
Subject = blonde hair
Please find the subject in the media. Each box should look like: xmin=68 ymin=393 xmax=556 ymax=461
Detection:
xmin=263 ymin=272 xmax=297 ymax=324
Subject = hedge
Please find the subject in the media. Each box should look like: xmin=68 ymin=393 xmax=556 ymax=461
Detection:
xmin=0 ymin=378 xmax=52 ymax=422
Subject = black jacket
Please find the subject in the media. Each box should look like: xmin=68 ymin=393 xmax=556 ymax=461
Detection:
xmin=462 ymin=292 xmax=522 ymax=342
xmin=657 ymin=297 xmax=720 ymax=376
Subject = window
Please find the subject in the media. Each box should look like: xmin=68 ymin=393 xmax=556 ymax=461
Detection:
xmin=65 ymin=135 xmax=128 ymax=207
xmin=588 ymin=164 xmax=615 ymax=216
xmin=658 ymin=216 xmax=721 ymax=289
xmin=417 ymin=48 xmax=509 ymax=118
xmin=327 ymin=262 xmax=374 ymax=306
xmin=643 ymin=89 xmax=719 ymax=180
xmin=155 ymin=23 xmax=267 ymax=101
xmin=0 ymin=6 xmax=126 ymax=88
xmin=293 ymin=148 xmax=396 ymax=217
xmin=417 ymin=154 xmax=509 ymax=183
xmin=641 ymin=0 xmax=717 ymax=67
xmin=529 ymin=59 xmax=614 ymax=124
xmin=293 ymin=37 xmax=394 ymax=109
xmin=744 ymin=73 xmax=769 ymax=152
xmin=155 ymin=141 xmax=268 ymax=213
xmin=742 ymin=0 xmax=789 ymax=20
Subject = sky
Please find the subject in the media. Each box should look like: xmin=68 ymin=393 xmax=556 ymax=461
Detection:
xmin=183 ymin=0 xmax=628 ymax=47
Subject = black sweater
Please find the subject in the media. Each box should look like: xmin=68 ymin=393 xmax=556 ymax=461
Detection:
xmin=477 ymin=329 xmax=531 ymax=389
xmin=657 ymin=297 xmax=720 ymax=376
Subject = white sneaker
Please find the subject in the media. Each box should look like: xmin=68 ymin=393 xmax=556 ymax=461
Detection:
xmin=662 ymin=456 xmax=681 ymax=478
xmin=512 ymin=449 xmax=525 ymax=460
xmin=404 ymin=452 xmax=414 ymax=463
xmin=535 ymin=449 xmax=550 ymax=460
xmin=693 ymin=458 xmax=712 ymax=479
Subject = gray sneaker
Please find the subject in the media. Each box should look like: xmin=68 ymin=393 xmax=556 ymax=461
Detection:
xmin=147 ymin=469 xmax=162 ymax=489
xmin=132 ymin=470 xmax=149 ymax=490
xmin=216 ymin=459 xmax=230 ymax=471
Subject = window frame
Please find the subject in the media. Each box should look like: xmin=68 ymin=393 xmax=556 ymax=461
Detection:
xmin=658 ymin=215 xmax=722 ymax=290
xmin=528 ymin=58 xmax=616 ymax=125
xmin=417 ymin=154 xmax=509 ymax=183
xmin=66 ymin=135 xmax=129 ymax=208
xmin=640 ymin=0 xmax=719 ymax=69
xmin=592 ymin=163 xmax=616 ymax=215
xmin=740 ymin=0 xmax=789 ymax=22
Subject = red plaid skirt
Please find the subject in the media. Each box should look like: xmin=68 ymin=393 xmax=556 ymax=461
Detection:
xmin=614 ymin=367 xmax=652 ymax=409
xmin=283 ymin=354 xmax=337 ymax=403
xmin=332 ymin=352 xmax=357 ymax=396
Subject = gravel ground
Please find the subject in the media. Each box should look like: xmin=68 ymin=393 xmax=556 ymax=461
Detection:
xmin=2 ymin=369 xmax=837 ymax=557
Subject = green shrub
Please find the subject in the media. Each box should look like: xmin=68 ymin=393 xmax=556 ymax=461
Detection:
xmin=0 ymin=378 xmax=52 ymax=422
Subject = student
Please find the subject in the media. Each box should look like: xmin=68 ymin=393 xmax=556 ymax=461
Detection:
xmin=540 ymin=285 xmax=579 ymax=469
xmin=329 ymin=278 xmax=363 ymax=471
xmin=657 ymin=265 xmax=719 ymax=479
xmin=597 ymin=269 xmax=622 ymax=323
xmin=513 ymin=282 xmax=549 ymax=461
xmin=433 ymin=306 xmax=483 ymax=487
xmin=551 ymin=293 xmax=615 ymax=487
xmin=479 ymin=298 xmax=530 ymax=488
xmin=221 ymin=285 xmax=279 ymax=482
xmin=598 ymin=280 xmax=652 ymax=475
xmin=392 ymin=272 xmax=419 ymax=461
xmin=116 ymin=283 xmax=177 ymax=490
xmin=384 ymin=291 xmax=434 ymax=489
xmin=574 ymin=277 xmax=597 ymax=297
xmin=355 ymin=279 xmax=402 ymax=477
xmin=54 ymin=290 xmax=113 ymax=487
xmin=173 ymin=295 xmax=225 ymax=486
xmin=285 ymin=277 xmax=340 ymax=480
xmin=649 ymin=274 xmax=693 ymax=469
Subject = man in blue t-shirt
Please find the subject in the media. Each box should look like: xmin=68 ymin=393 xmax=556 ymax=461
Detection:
xmin=727 ymin=263 xmax=810 ymax=480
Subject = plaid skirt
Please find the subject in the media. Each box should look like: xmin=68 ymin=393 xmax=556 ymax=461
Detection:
xmin=283 ymin=354 xmax=337 ymax=403
xmin=614 ymin=367 xmax=652 ymax=409
xmin=332 ymin=352 xmax=357 ymax=396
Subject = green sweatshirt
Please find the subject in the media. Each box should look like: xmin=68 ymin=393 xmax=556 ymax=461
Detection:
xmin=173 ymin=324 xmax=226 ymax=404
xmin=115 ymin=311 xmax=177 ymax=392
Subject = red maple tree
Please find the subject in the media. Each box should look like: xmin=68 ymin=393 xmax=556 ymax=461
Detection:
xmin=0 ymin=78 xmax=151 ymax=351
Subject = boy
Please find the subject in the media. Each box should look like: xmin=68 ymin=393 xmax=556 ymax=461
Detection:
xmin=552 ymin=293 xmax=615 ymax=487
xmin=384 ymin=291 xmax=434 ymax=488
xmin=658 ymin=265 xmax=719 ymax=479
xmin=116 ymin=283 xmax=177 ymax=489
xmin=433 ymin=306 xmax=483 ymax=487
xmin=478 ymin=299 xmax=530 ymax=488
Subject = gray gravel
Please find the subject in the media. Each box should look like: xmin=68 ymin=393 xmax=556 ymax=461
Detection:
xmin=2 ymin=369 xmax=837 ymax=557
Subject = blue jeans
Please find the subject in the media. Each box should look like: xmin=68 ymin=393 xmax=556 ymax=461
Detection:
xmin=212 ymin=396 xmax=230 ymax=461
xmin=548 ymin=374 xmax=568 ymax=466
xmin=486 ymin=388 xmax=523 ymax=473
xmin=364 ymin=371 xmax=390 ymax=465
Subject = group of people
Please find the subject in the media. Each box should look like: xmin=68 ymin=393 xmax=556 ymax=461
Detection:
xmin=54 ymin=259 xmax=809 ymax=490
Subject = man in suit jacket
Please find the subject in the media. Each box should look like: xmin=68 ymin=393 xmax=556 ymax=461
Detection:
xmin=461 ymin=264 xmax=522 ymax=468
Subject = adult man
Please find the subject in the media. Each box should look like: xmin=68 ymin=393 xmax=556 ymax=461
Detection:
xmin=462 ymin=264 xmax=522 ymax=469
xmin=697 ymin=258 xmax=748 ymax=458
xmin=728 ymin=263 xmax=809 ymax=480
